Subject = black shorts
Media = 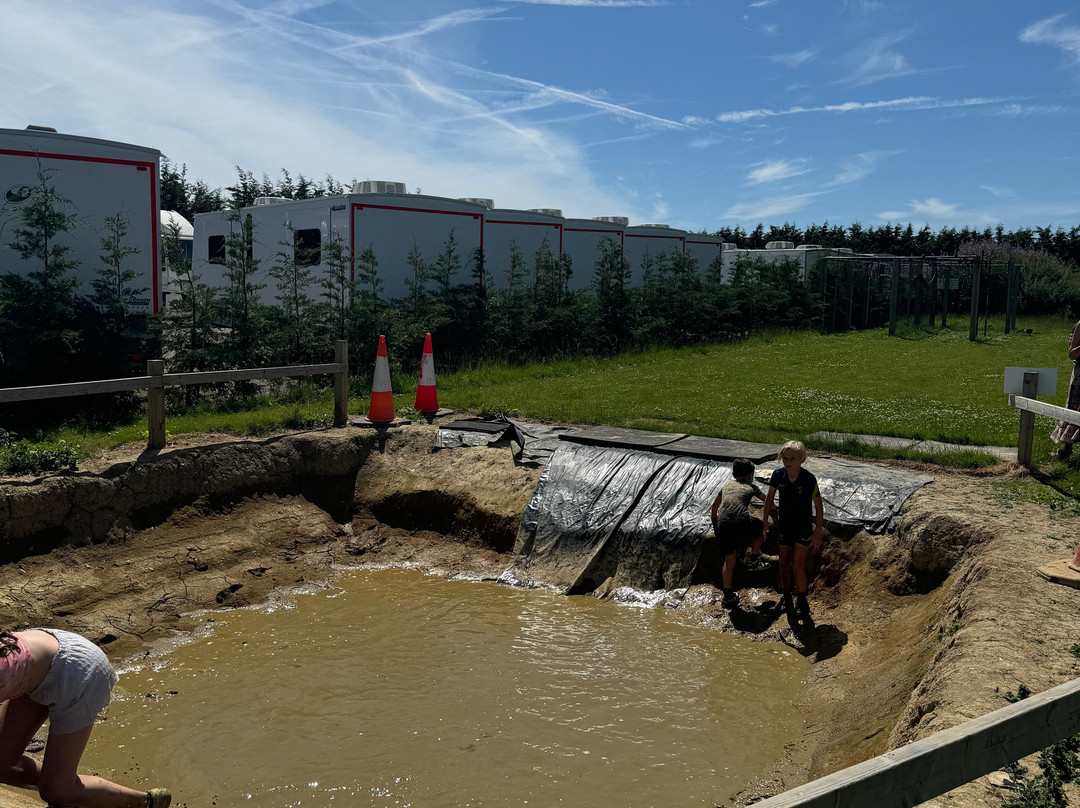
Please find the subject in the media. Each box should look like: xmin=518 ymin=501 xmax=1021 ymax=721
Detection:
xmin=715 ymin=516 xmax=761 ymax=557
xmin=777 ymin=523 xmax=813 ymax=547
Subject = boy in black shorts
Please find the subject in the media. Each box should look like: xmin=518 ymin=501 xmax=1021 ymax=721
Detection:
xmin=760 ymin=440 xmax=823 ymax=620
xmin=710 ymin=458 xmax=765 ymax=609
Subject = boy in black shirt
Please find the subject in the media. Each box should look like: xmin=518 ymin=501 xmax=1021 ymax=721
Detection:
xmin=760 ymin=440 xmax=823 ymax=620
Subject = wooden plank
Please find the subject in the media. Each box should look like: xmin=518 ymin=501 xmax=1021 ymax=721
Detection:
xmin=0 ymin=377 xmax=147 ymax=402
xmin=1009 ymin=395 xmax=1080 ymax=427
xmin=754 ymin=676 xmax=1080 ymax=808
xmin=162 ymin=363 xmax=343 ymax=387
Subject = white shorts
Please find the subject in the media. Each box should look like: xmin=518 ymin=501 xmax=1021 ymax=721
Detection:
xmin=24 ymin=629 xmax=117 ymax=735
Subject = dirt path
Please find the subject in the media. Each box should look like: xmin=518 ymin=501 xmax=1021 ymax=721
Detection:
xmin=0 ymin=425 xmax=1077 ymax=807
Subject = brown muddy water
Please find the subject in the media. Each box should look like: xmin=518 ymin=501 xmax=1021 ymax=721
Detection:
xmin=83 ymin=569 xmax=807 ymax=808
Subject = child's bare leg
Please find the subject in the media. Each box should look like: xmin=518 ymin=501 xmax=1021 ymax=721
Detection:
xmin=777 ymin=545 xmax=793 ymax=593
xmin=722 ymin=553 xmax=737 ymax=589
xmin=793 ymin=544 xmax=810 ymax=593
xmin=38 ymin=726 xmax=147 ymax=808
xmin=0 ymin=698 xmax=47 ymax=789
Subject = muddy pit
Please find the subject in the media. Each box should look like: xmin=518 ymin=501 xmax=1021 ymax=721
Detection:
xmin=0 ymin=424 xmax=1079 ymax=808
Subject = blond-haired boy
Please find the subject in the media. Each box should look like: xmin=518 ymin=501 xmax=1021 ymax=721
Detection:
xmin=759 ymin=440 xmax=823 ymax=620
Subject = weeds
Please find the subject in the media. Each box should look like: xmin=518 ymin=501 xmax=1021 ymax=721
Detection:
xmin=1067 ymin=644 xmax=1080 ymax=659
xmin=937 ymin=622 xmax=961 ymax=641
xmin=0 ymin=431 xmax=79 ymax=475
xmin=1000 ymin=733 xmax=1080 ymax=808
xmin=1003 ymin=683 xmax=1032 ymax=703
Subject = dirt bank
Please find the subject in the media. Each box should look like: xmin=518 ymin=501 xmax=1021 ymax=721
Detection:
xmin=0 ymin=424 xmax=1078 ymax=808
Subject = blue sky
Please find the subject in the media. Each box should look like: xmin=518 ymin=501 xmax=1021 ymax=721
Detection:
xmin=2 ymin=0 xmax=1079 ymax=234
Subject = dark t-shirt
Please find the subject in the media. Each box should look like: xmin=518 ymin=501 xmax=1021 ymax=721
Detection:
xmin=715 ymin=479 xmax=762 ymax=522
xmin=768 ymin=467 xmax=820 ymax=536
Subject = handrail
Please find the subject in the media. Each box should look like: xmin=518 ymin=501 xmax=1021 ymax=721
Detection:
xmin=754 ymin=676 xmax=1080 ymax=808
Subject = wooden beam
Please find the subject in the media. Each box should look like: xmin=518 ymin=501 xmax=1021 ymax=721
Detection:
xmin=1009 ymin=395 xmax=1080 ymax=428
xmin=147 ymin=360 xmax=166 ymax=451
xmin=753 ymin=676 xmax=1080 ymax=808
xmin=333 ymin=340 xmax=349 ymax=428
xmin=1016 ymin=372 xmax=1039 ymax=466
xmin=0 ymin=377 xmax=147 ymax=403
xmin=162 ymin=363 xmax=343 ymax=387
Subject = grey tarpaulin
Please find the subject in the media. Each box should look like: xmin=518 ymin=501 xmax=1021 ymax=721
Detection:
xmin=434 ymin=419 xmax=581 ymax=466
xmin=509 ymin=442 xmax=933 ymax=594
xmin=432 ymin=418 xmax=514 ymax=449
xmin=787 ymin=456 xmax=933 ymax=534
xmin=509 ymin=442 xmax=732 ymax=593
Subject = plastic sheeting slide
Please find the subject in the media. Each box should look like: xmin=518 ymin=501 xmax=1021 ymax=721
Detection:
xmin=509 ymin=442 xmax=933 ymax=595
xmin=509 ymin=442 xmax=732 ymax=593
xmin=433 ymin=419 xmax=581 ymax=466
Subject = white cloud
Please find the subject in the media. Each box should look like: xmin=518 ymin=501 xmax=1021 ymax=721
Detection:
xmin=716 ymin=95 xmax=1002 ymax=123
xmin=749 ymin=0 xmax=777 ymax=7
xmin=1020 ymin=14 xmax=1080 ymax=65
xmin=689 ymin=136 xmax=724 ymax=149
xmin=0 ymin=0 xmax=680 ymax=221
xmin=771 ymin=48 xmax=817 ymax=68
xmin=724 ymin=193 xmax=820 ymax=221
xmin=829 ymin=151 xmax=893 ymax=186
xmin=981 ymin=185 xmax=1017 ymax=200
xmin=745 ymin=158 xmax=810 ymax=184
xmin=496 ymin=0 xmax=666 ymax=5
xmin=841 ymin=34 xmax=914 ymax=85
xmin=878 ymin=198 xmax=961 ymax=220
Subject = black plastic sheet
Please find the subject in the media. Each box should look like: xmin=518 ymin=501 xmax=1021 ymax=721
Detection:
xmin=433 ymin=419 xmax=581 ymax=466
xmin=509 ymin=442 xmax=732 ymax=592
xmin=509 ymin=443 xmax=933 ymax=594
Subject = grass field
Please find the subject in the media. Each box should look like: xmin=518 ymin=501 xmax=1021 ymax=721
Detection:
xmin=14 ymin=316 xmax=1080 ymax=490
xmin=439 ymin=317 xmax=1071 ymax=452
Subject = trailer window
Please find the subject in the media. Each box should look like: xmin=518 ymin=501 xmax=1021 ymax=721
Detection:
xmin=294 ymin=228 xmax=322 ymax=267
xmin=208 ymin=235 xmax=226 ymax=265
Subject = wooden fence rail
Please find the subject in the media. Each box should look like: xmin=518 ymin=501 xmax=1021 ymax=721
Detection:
xmin=0 ymin=340 xmax=350 ymax=450
xmin=754 ymin=675 xmax=1080 ymax=808
xmin=1009 ymin=389 xmax=1080 ymax=467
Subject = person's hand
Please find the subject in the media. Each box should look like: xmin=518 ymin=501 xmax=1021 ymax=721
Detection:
xmin=810 ymin=528 xmax=823 ymax=551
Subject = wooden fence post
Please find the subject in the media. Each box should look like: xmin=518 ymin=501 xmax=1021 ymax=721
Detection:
xmin=334 ymin=340 xmax=349 ymax=427
xmin=1017 ymin=371 xmax=1039 ymax=467
xmin=147 ymin=360 xmax=166 ymax=450
xmin=969 ymin=257 xmax=982 ymax=341
xmin=888 ymin=258 xmax=899 ymax=336
xmin=941 ymin=264 xmax=950 ymax=329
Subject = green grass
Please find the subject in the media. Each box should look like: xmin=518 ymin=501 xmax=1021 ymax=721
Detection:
xmin=440 ymin=316 xmax=1069 ymax=449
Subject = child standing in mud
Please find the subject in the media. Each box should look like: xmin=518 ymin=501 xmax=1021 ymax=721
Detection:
xmin=0 ymin=627 xmax=171 ymax=808
xmin=710 ymin=457 xmax=768 ymax=610
xmin=760 ymin=441 xmax=824 ymax=621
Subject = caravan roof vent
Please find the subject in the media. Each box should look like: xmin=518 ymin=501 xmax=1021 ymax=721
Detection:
xmin=765 ymin=240 xmax=795 ymax=250
xmin=25 ymin=125 xmax=58 ymax=133
xmin=795 ymin=244 xmax=823 ymax=250
xmin=254 ymin=196 xmax=290 ymax=206
xmin=528 ymin=208 xmax=563 ymax=217
xmin=721 ymin=242 xmax=739 ymax=251
xmin=353 ymin=180 xmax=407 ymax=195
xmin=592 ymin=216 xmax=629 ymax=227
xmin=458 ymin=197 xmax=495 ymax=210
xmin=638 ymin=223 xmax=671 ymax=229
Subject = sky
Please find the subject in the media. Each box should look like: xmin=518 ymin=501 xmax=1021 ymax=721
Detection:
xmin=2 ymin=0 xmax=1079 ymax=235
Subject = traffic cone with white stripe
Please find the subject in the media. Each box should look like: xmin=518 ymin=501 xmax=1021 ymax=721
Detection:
xmin=365 ymin=335 xmax=395 ymax=424
xmin=414 ymin=333 xmax=439 ymax=422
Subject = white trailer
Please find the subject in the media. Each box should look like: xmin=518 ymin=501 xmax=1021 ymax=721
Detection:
xmin=0 ymin=126 xmax=162 ymax=312
xmin=720 ymin=242 xmax=837 ymax=282
xmin=623 ymin=224 xmax=688 ymax=285
xmin=193 ymin=190 xmax=485 ymax=304
xmin=191 ymin=189 xmax=728 ymax=302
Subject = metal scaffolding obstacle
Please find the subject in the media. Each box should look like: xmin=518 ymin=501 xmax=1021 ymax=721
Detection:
xmin=816 ymin=255 xmax=1021 ymax=339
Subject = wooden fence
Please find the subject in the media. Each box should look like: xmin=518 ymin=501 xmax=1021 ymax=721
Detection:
xmin=1008 ymin=368 xmax=1080 ymax=466
xmin=0 ymin=340 xmax=350 ymax=450
xmin=754 ymin=675 xmax=1080 ymax=808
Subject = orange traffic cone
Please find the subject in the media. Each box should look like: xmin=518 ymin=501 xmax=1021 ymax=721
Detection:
xmin=366 ymin=335 xmax=395 ymax=424
xmin=414 ymin=333 xmax=439 ymax=420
